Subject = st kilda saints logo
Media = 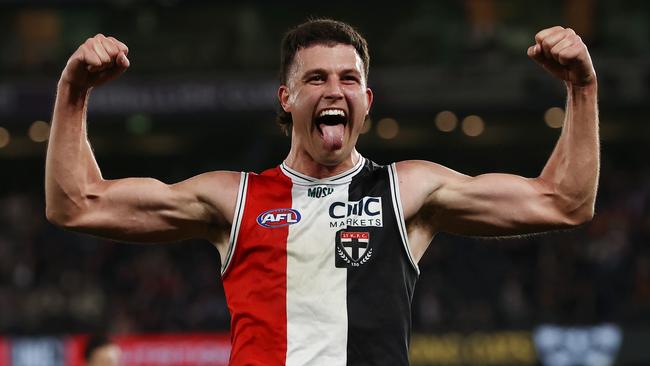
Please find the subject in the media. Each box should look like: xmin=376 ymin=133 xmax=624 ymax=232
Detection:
xmin=335 ymin=228 xmax=373 ymax=268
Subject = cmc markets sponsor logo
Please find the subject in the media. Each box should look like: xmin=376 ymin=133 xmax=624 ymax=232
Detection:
xmin=256 ymin=208 xmax=301 ymax=228
xmin=328 ymin=196 xmax=383 ymax=228
xmin=307 ymin=186 xmax=334 ymax=198
xmin=533 ymin=324 xmax=622 ymax=366
xmin=335 ymin=229 xmax=373 ymax=268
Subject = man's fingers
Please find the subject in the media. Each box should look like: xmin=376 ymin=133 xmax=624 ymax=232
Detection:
xmin=82 ymin=46 xmax=103 ymax=70
xmin=529 ymin=26 xmax=595 ymax=86
xmin=539 ymin=28 xmax=572 ymax=59
xmin=82 ymin=34 xmax=131 ymax=72
xmin=61 ymin=33 xmax=131 ymax=88
xmin=107 ymin=36 xmax=129 ymax=55
xmin=527 ymin=43 xmax=546 ymax=64
xmin=550 ymin=38 xmax=575 ymax=62
xmin=90 ymin=35 xmax=111 ymax=64
xmin=116 ymin=52 xmax=130 ymax=68
xmin=100 ymin=37 xmax=119 ymax=58
xmin=105 ymin=36 xmax=130 ymax=67
xmin=534 ymin=26 xmax=566 ymax=45
xmin=533 ymin=27 xmax=580 ymax=61
xmin=557 ymin=45 xmax=582 ymax=66
xmin=86 ymin=45 xmax=109 ymax=72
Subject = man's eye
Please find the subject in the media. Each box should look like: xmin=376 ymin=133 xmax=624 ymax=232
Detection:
xmin=309 ymin=75 xmax=324 ymax=82
xmin=342 ymin=76 xmax=359 ymax=83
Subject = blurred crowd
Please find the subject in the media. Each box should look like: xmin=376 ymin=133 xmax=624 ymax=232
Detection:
xmin=2 ymin=1 xmax=648 ymax=78
xmin=0 ymin=192 xmax=230 ymax=334
xmin=414 ymin=162 xmax=650 ymax=331
xmin=0 ymin=161 xmax=648 ymax=335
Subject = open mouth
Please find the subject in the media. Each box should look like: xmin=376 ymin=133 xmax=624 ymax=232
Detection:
xmin=314 ymin=109 xmax=348 ymax=150
xmin=314 ymin=109 xmax=348 ymax=132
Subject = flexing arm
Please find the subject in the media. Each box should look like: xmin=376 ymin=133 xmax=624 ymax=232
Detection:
xmin=45 ymin=34 xmax=239 ymax=244
xmin=399 ymin=26 xmax=598 ymax=257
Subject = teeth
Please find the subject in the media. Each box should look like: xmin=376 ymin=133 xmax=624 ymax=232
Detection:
xmin=318 ymin=109 xmax=346 ymax=118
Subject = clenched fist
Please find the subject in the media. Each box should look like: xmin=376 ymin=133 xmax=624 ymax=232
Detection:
xmin=528 ymin=26 xmax=596 ymax=87
xmin=60 ymin=34 xmax=130 ymax=90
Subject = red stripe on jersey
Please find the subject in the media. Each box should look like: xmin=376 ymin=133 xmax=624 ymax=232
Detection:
xmin=222 ymin=167 xmax=291 ymax=365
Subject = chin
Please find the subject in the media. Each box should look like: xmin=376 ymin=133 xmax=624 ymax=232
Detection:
xmin=313 ymin=153 xmax=341 ymax=166
xmin=315 ymin=148 xmax=349 ymax=166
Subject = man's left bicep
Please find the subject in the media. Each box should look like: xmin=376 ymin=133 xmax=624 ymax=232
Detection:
xmin=431 ymin=173 xmax=575 ymax=236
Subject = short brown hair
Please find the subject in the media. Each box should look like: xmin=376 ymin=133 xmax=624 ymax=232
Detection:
xmin=276 ymin=18 xmax=370 ymax=134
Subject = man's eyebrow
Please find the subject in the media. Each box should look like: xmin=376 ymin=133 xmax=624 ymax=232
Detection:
xmin=340 ymin=68 xmax=361 ymax=75
xmin=301 ymin=68 xmax=327 ymax=77
xmin=301 ymin=68 xmax=361 ymax=78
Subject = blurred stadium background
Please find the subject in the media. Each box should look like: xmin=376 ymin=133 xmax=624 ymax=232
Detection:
xmin=1 ymin=0 xmax=649 ymax=365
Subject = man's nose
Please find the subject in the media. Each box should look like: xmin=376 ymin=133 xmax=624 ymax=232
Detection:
xmin=324 ymin=79 xmax=344 ymax=100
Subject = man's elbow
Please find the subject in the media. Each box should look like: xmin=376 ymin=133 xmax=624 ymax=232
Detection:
xmin=45 ymin=185 xmax=101 ymax=228
xmin=45 ymin=206 xmax=74 ymax=228
xmin=561 ymin=202 xmax=595 ymax=227
xmin=45 ymin=205 xmax=87 ymax=230
xmin=536 ymin=177 xmax=597 ymax=228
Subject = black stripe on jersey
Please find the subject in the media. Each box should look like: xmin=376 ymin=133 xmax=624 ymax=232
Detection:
xmin=221 ymin=172 xmax=248 ymax=276
xmin=344 ymin=159 xmax=418 ymax=366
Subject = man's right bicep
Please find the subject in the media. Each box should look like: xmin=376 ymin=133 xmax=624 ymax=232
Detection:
xmin=56 ymin=172 xmax=238 ymax=243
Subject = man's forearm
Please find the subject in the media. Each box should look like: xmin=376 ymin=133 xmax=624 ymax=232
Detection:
xmin=539 ymin=82 xmax=599 ymax=221
xmin=45 ymin=83 xmax=103 ymax=223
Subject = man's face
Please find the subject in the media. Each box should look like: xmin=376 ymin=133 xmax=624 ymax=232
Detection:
xmin=278 ymin=44 xmax=373 ymax=166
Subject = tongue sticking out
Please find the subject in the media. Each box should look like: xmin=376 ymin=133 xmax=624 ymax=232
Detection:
xmin=319 ymin=123 xmax=345 ymax=151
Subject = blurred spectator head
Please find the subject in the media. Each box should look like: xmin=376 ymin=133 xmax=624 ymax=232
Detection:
xmin=84 ymin=334 xmax=120 ymax=366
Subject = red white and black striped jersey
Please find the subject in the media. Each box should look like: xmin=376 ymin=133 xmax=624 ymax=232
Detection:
xmin=221 ymin=157 xmax=419 ymax=365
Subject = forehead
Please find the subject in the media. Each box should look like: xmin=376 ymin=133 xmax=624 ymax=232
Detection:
xmin=290 ymin=44 xmax=364 ymax=78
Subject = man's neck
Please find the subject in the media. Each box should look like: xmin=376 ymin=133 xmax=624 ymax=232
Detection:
xmin=283 ymin=149 xmax=361 ymax=179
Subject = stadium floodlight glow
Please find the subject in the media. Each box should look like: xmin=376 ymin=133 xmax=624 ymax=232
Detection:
xmin=127 ymin=113 xmax=153 ymax=135
xmin=28 ymin=121 xmax=50 ymax=142
xmin=376 ymin=118 xmax=399 ymax=139
xmin=0 ymin=127 xmax=10 ymax=148
xmin=461 ymin=115 xmax=484 ymax=137
xmin=435 ymin=110 xmax=458 ymax=132
xmin=544 ymin=107 xmax=565 ymax=129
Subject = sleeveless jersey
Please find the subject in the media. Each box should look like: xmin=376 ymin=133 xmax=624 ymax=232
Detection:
xmin=221 ymin=157 xmax=419 ymax=365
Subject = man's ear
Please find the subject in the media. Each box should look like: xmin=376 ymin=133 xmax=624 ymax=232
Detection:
xmin=365 ymin=87 xmax=374 ymax=115
xmin=278 ymin=85 xmax=291 ymax=112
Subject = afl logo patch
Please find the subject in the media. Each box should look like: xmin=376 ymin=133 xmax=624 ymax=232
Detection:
xmin=257 ymin=208 xmax=302 ymax=228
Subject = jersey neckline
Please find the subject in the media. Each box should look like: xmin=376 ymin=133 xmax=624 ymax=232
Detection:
xmin=280 ymin=156 xmax=366 ymax=185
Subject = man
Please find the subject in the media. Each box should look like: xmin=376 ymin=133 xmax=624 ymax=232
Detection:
xmin=45 ymin=19 xmax=598 ymax=365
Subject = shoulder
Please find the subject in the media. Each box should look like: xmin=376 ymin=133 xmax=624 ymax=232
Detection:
xmin=395 ymin=160 xmax=468 ymax=184
xmin=172 ymin=170 xmax=242 ymax=194
xmin=170 ymin=170 xmax=243 ymax=225
xmin=393 ymin=160 xmax=469 ymax=220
